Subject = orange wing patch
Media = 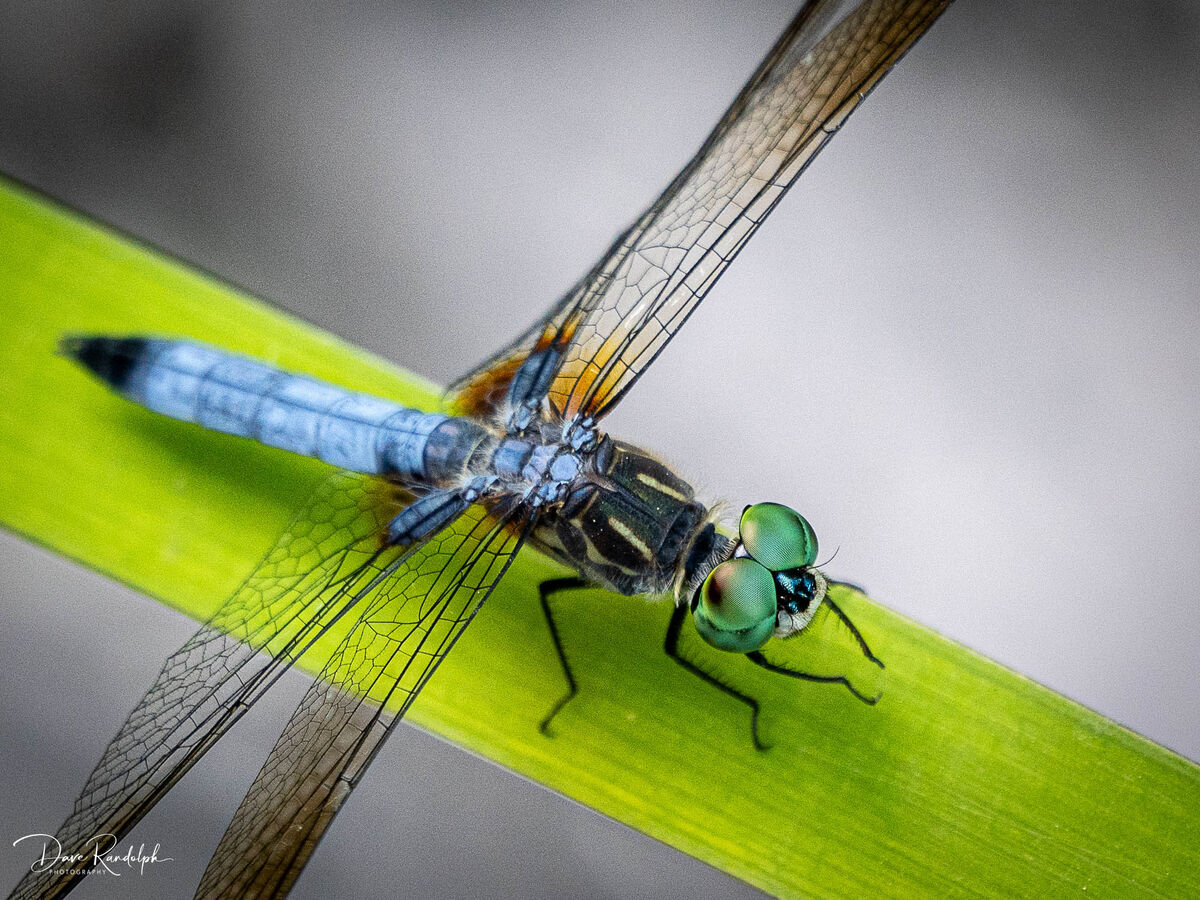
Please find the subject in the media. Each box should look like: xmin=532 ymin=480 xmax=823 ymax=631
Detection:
xmin=448 ymin=316 xmax=583 ymax=422
xmin=447 ymin=350 xmax=528 ymax=420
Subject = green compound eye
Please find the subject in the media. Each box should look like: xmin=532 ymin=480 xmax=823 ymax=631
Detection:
xmin=693 ymin=558 xmax=776 ymax=653
xmin=739 ymin=502 xmax=818 ymax=571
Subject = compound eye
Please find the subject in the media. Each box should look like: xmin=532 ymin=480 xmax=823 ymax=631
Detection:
xmin=739 ymin=502 xmax=818 ymax=571
xmin=693 ymin=558 xmax=776 ymax=653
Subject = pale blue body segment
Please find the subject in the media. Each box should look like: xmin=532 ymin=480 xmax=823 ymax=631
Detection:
xmin=116 ymin=339 xmax=451 ymax=479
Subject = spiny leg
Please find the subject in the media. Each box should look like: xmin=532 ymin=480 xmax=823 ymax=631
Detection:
xmin=745 ymin=594 xmax=885 ymax=705
xmin=745 ymin=652 xmax=882 ymax=705
xmin=664 ymin=603 xmax=769 ymax=751
xmin=819 ymin=578 xmax=887 ymax=669
xmin=823 ymin=593 xmax=885 ymax=670
xmin=538 ymin=576 xmax=590 ymax=736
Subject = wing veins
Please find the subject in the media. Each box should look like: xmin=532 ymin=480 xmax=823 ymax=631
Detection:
xmin=193 ymin=503 xmax=530 ymax=899
xmin=568 ymin=0 xmax=949 ymax=417
xmin=7 ymin=473 xmax=410 ymax=900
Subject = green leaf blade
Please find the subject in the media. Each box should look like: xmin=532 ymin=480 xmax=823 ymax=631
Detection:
xmin=2 ymin=176 xmax=1198 ymax=898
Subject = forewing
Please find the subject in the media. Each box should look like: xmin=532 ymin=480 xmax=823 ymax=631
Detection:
xmin=546 ymin=0 xmax=951 ymax=420
xmin=8 ymin=472 xmax=409 ymax=900
xmin=446 ymin=1 xmax=949 ymax=426
xmin=193 ymin=501 xmax=531 ymax=899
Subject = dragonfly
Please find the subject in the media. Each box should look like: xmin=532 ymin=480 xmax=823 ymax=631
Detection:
xmin=10 ymin=2 xmax=951 ymax=897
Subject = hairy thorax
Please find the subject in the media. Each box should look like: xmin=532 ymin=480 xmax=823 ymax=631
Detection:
xmin=522 ymin=436 xmax=708 ymax=596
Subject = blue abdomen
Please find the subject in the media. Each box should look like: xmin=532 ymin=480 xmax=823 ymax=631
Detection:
xmin=64 ymin=336 xmax=485 ymax=483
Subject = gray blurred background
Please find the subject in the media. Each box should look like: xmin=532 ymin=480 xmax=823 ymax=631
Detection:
xmin=1 ymin=1 xmax=1198 ymax=897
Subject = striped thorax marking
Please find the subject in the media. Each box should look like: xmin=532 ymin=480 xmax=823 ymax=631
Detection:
xmin=606 ymin=516 xmax=653 ymax=560
xmin=528 ymin=436 xmax=707 ymax=596
xmin=634 ymin=471 xmax=690 ymax=503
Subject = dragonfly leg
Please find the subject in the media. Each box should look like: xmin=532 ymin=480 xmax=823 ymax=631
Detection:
xmin=664 ymin=603 xmax=769 ymax=751
xmin=823 ymin=593 xmax=885 ymax=669
xmin=538 ymin=576 xmax=590 ymax=736
xmin=744 ymin=651 xmax=882 ymax=705
xmin=819 ymin=581 xmax=886 ymax=672
xmin=744 ymin=588 xmax=884 ymax=704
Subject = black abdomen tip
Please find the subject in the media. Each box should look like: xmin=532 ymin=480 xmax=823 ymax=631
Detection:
xmin=60 ymin=335 xmax=150 ymax=389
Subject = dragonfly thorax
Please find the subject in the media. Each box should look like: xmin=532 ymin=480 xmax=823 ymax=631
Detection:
xmin=487 ymin=434 xmax=584 ymax=505
xmin=521 ymin=435 xmax=712 ymax=596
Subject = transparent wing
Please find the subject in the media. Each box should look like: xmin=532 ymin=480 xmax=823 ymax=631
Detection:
xmin=450 ymin=0 xmax=950 ymax=425
xmin=8 ymin=472 xmax=410 ymax=900
xmin=553 ymin=0 xmax=952 ymax=420
xmin=193 ymin=500 xmax=531 ymax=899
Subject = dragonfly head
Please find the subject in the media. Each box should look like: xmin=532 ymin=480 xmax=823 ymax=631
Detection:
xmin=691 ymin=503 xmax=824 ymax=653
